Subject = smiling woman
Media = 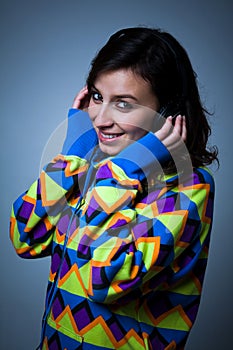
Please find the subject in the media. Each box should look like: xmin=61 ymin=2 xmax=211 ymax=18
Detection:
xmin=10 ymin=26 xmax=218 ymax=350
xmin=85 ymin=69 xmax=160 ymax=155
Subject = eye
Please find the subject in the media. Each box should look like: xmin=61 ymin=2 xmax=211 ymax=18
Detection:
xmin=115 ymin=101 xmax=133 ymax=111
xmin=91 ymin=91 xmax=103 ymax=103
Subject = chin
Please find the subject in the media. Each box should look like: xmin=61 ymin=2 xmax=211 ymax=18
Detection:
xmin=98 ymin=143 xmax=122 ymax=156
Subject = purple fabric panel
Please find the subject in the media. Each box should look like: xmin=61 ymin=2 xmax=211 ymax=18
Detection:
xmin=19 ymin=202 xmax=34 ymax=220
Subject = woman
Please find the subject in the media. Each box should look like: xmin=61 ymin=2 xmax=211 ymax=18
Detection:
xmin=10 ymin=27 xmax=218 ymax=349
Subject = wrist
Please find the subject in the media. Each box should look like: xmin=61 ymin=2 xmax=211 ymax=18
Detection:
xmin=62 ymin=109 xmax=98 ymax=157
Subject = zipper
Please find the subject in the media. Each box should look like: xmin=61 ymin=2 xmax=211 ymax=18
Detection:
xmin=38 ymin=196 xmax=84 ymax=348
xmin=38 ymin=161 xmax=97 ymax=348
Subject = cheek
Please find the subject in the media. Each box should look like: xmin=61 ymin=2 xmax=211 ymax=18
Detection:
xmin=132 ymin=128 xmax=148 ymax=139
xmin=122 ymin=125 xmax=148 ymax=142
xmin=87 ymin=102 xmax=98 ymax=121
xmin=121 ymin=113 xmax=155 ymax=133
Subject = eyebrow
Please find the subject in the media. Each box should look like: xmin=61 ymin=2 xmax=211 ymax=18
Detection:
xmin=91 ymin=84 xmax=139 ymax=102
xmin=115 ymin=94 xmax=139 ymax=102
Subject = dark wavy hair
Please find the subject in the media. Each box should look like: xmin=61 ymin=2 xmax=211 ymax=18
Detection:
xmin=86 ymin=26 xmax=218 ymax=168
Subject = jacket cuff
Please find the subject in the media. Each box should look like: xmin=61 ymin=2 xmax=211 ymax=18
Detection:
xmin=62 ymin=109 xmax=98 ymax=157
xmin=111 ymin=132 xmax=172 ymax=180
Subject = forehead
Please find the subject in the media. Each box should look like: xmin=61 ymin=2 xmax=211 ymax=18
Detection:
xmin=94 ymin=69 xmax=152 ymax=95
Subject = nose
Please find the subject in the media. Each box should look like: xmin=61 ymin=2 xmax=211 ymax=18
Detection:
xmin=89 ymin=103 xmax=114 ymax=128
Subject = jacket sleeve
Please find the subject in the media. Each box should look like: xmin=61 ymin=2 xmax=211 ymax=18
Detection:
xmin=76 ymin=133 xmax=215 ymax=304
xmin=10 ymin=109 xmax=98 ymax=258
xmin=10 ymin=155 xmax=89 ymax=258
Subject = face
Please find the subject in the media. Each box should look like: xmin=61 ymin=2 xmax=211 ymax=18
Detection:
xmin=88 ymin=69 xmax=159 ymax=155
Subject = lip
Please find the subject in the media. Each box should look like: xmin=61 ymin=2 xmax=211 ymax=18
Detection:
xmin=98 ymin=131 xmax=124 ymax=143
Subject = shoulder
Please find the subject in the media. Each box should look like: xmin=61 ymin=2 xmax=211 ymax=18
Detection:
xmin=193 ymin=167 xmax=215 ymax=193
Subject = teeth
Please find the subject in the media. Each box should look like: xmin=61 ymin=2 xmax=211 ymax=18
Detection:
xmin=101 ymin=132 xmax=120 ymax=139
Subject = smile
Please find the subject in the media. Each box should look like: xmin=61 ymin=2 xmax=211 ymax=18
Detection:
xmin=99 ymin=131 xmax=124 ymax=141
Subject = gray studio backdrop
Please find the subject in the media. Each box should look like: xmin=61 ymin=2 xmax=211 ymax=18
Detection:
xmin=1 ymin=0 xmax=232 ymax=349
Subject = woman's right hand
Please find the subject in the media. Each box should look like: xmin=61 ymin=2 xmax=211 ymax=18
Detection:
xmin=72 ymin=86 xmax=90 ymax=110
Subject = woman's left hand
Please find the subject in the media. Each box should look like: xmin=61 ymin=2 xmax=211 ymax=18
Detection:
xmin=155 ymin=115 xmax=187 ymax=153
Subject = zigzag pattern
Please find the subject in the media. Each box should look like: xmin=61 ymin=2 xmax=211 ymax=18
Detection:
xmin=10 ymin=154 xmax=214 ymax=349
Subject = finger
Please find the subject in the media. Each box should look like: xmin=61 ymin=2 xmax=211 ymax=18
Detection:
xmin=72 ymin=87 xmax=89 ymax=109
xmin=172 ymin=115 xmax=182 ymax=136
xmin=165 ymin=115 xmax=183 ymax=145
xmin=161 ymin=131 xmax=181 ymax=149
xmin=155 ymin=116 xmax=173 ymax=141
xmin=72 ymin=91 xmax=85 ymax=108
xmin=159 ymin=116 xmax=184 ymax=149
xmin=181 ymin=116 xmax=187 ymax=142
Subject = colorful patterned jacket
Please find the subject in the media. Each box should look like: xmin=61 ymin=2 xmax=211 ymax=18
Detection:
xmin=10 ymin=109 xmax=215 ymax=349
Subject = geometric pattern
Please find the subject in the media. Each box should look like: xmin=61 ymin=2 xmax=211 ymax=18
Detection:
xmin=10 ymin=148 xmax=215 ymax=349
